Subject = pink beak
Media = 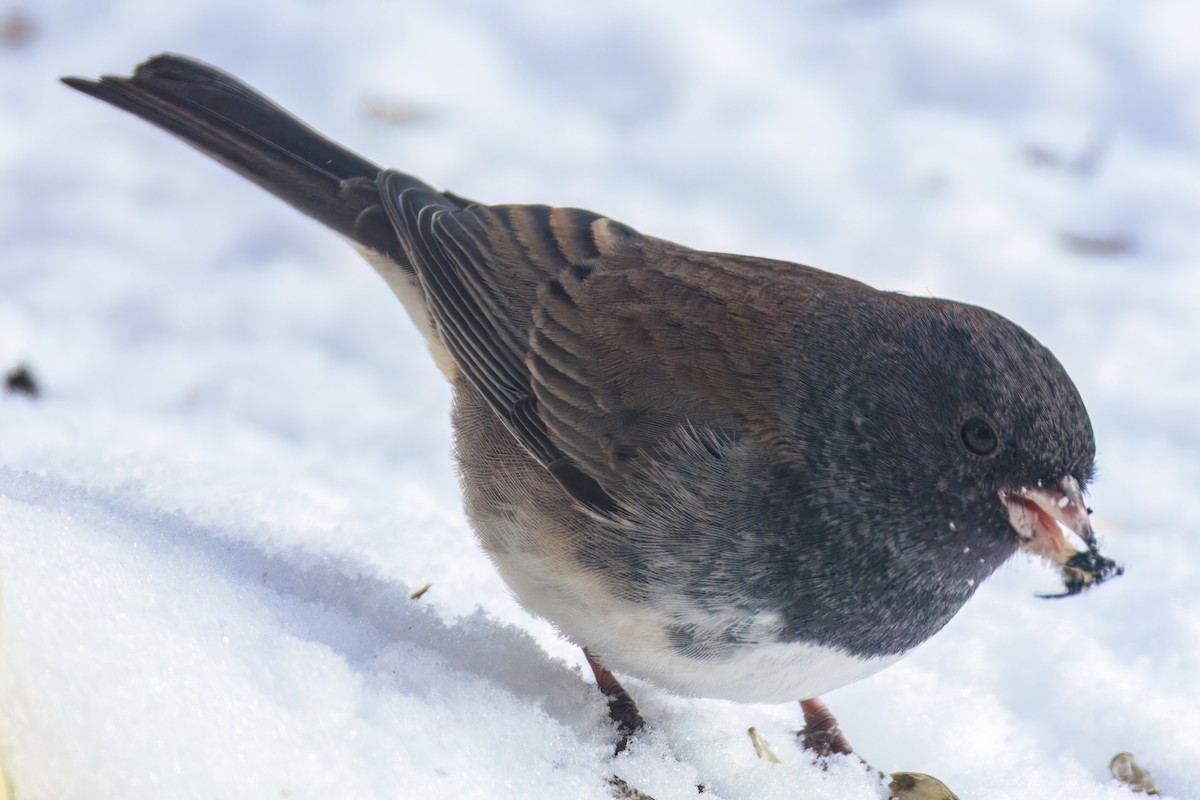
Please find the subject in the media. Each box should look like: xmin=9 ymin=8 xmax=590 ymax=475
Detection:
xmin=999 ymin=475 xmax=1121 ymax=597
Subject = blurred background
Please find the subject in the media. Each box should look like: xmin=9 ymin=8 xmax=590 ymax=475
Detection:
xmin=1 ymin=1 xmax=1198 ymax=798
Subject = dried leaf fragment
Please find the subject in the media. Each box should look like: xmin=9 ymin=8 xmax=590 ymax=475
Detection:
xmin=4 ymin=363 xmax=38 ymax=397
xmin=364 ymin=98 xmax=431 ymax=125
xmin=748 ymin=726 xmax=781 ymax=763
xmin=0 ymin=11 xmax=34 ymax=48
xmin=888 ymin=772 xmax=959 ymax=800
xmin=607 ymin=775 xmax=655 ymax=800
xmin=1110 ymin=752 xmax=1159 ymax=795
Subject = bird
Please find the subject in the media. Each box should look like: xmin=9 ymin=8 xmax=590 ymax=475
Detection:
xmin=63 ymin=55 xmax=1121 ymax=761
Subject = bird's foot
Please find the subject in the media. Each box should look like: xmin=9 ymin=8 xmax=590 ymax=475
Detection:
xmin=604 ymin=689 xmax=645 ymax=754
xmin=585 ymin=648 xmax=645 ymax=754
xmin=796 ymin=697 xmax=854 ymax=758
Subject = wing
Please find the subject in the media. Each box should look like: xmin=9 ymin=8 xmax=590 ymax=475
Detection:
xmin=379 ymin=170 xmax=858 ymax=514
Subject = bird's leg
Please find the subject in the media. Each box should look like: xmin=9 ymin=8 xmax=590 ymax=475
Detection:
xmin=797 ymin=697 xmax=854 ymax=757
xmin=795 ymin=700 xmax=960 ymax=799
xmin=584 ymin=648 xmax=645 ymax=753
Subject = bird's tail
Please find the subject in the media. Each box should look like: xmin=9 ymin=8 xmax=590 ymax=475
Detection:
xmin=61 ymin=54 xmax=433 ymax=263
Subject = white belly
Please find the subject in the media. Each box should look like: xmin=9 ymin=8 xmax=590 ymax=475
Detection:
xmin=487 ymin=537 xmax=900 ymax=703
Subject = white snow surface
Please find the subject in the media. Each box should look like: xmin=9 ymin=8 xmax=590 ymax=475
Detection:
xmin=3 ymin=1 xmax=1200 ymax=798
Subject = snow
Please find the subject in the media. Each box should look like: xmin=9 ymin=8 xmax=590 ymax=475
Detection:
xmin=3 ymin=0 xmax=1199 ymax=798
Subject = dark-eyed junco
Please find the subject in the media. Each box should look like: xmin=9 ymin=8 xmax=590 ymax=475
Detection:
xmin=63 ymin=55 xmax=1121 ymax=758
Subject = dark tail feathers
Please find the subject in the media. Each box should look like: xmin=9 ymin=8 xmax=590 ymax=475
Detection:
xmin=62 ymin=54 xmax=434 ymax=261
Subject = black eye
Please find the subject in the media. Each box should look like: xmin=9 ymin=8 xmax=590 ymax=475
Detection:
xmin=960 ymin=416 xmax=998 ymax=456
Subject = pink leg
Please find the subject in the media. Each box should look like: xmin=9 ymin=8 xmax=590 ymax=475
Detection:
xmin=798 ymin=697 xmax=854 ymax=756
xmin=584 ymin=648 xmax=645 ymax=753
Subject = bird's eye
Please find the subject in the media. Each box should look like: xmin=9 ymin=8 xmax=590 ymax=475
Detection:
xmin=960 ymin=416 xmax=998 ymax=456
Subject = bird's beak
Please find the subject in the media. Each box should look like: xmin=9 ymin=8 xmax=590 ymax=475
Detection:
xmin=1002 ymin=475 xmax=1092 ymax=553
xmin=999 ymin=476 xmax=1123 ymax=597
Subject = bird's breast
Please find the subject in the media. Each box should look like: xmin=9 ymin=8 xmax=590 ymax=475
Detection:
xmin=453 ymin=383 xmax=905 ymax=702
xmin=479 ymin=509 xmax=900 ymax=701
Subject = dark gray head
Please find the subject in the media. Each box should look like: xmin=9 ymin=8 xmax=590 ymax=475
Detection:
xmin=768 ymin=292 xmax=1098 ymax=657
xmin=814 ymin=295 xmax=1097 ymax=515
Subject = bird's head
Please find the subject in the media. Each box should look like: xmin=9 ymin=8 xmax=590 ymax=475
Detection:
xmin=805 ymin=294 xmax=1121 ymax=599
